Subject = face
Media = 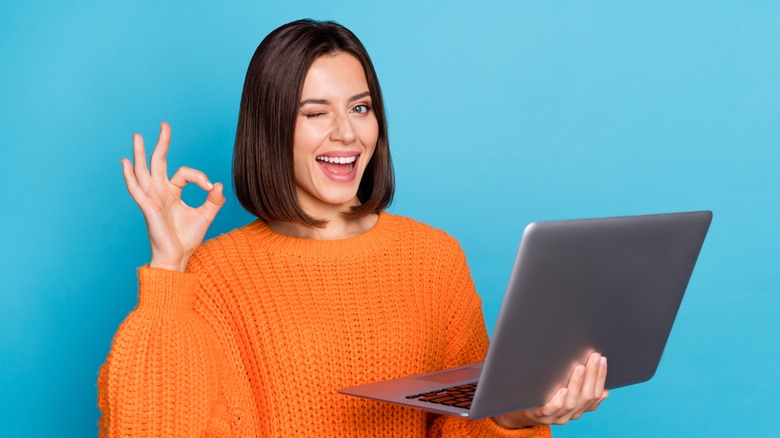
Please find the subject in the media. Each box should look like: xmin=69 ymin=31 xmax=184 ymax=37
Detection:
xmin=292 ymin=52 xmax=378 ymax=216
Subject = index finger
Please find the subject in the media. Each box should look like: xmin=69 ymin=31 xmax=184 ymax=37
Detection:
xmin=149 ymin=121 xmax=171 ymax=180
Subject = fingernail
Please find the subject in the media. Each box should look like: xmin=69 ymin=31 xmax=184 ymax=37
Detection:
xmin=577 ymin=366 xmax=585 ymax=377
xmin=601 ymin=356 xmax=607 ymax=367
xmin=561 ymin=389 xmax=568 ymax=398
xmin=207 ymin=182 xmax=214 ymax=189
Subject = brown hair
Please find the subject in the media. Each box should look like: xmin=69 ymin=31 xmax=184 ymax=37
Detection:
xmin=233 ymin=19 xmax=394 ymax=227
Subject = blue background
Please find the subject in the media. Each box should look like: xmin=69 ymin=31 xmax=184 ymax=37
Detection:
xmin=1 ymin=1 xmax=778 ymax=436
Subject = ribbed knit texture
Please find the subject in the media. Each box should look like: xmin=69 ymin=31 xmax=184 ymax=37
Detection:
xmin=98 ymin=213 xmax=551 ymax=437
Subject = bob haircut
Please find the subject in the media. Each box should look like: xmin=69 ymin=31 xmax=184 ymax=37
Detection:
xmin=233 ymin=19 xmax=394 ymax=227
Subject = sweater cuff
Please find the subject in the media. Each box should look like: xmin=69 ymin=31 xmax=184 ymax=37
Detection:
xmin=137 ymin=266 xmax=199 ymax=314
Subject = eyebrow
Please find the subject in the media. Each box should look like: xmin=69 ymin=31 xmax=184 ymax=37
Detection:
xmin=298 ymin=91 xmax=371 ymax=107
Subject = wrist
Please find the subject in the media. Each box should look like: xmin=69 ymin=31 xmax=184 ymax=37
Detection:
xmin=149 ymin=257 xmax=187 ymax=272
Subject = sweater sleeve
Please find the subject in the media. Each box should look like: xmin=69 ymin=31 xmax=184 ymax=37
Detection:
xmin=97 ymin=267 xmax=234 ymax=437
xmin=427 ymin=243 xmax=552 ymax=438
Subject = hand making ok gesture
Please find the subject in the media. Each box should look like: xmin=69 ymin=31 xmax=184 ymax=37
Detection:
xmin=121 ymin=122 xmax=225 ymax=272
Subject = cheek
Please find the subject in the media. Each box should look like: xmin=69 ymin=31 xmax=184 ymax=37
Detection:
xmin=292 ymin=128 xmax=316 ymax=179
xmin=293 ymin=121 xmax=324 ymax=154
xmin=358 ymin=118 xmax=379 ymax=155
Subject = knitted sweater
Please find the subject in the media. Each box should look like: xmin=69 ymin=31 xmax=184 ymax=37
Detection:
xmin=98 ymin=213 xmax=551 ymax=437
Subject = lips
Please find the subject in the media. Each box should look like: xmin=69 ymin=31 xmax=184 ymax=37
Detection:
xmin=316 ymin=153 xmax=360 ymax=181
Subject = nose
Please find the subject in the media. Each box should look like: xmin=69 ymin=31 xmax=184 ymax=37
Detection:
xmin=329 ymin=113 xmax=357 ymax=144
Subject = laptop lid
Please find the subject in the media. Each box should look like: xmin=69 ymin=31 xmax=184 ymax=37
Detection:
xmin=469 ymin=210 xmax=712 ymax=419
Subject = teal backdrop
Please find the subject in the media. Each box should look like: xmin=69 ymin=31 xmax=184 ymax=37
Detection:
xmin=1 ymin=1 xmax=778 ymax=436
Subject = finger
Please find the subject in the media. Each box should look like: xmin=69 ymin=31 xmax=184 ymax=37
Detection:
xmin=539 ymin=387 xmax=568 ymax=418
xmin=122 ymin=158 xmax=155 ymax=212
xmin=585 ymin=390 xmax=609 ymax=412
xmin=132 ymin=133 xmax=152 ymax=188
xmin=562 ymin=364 xmax=586 ymax=413
xmin=122 ymin=158 xmax=140 ymax=194
xmin=197 ymin=182 xmax=226 ymax=223
xmin=150 ymin=121 xmax=171 ymax=180
xmin=571 ymin=374 xmax=609 ymax=420
xmin=581 ymin=353 xmax=602 ymax=400
xmin=169 ymin=166 xmax=213 ymax=192
xmin=572 ymin=353 xmax=602 ymax=416
xmin=553 ymin=354 xmax=602 ymax=423
xmin=594 ymin=356 xmax=608 ymax=397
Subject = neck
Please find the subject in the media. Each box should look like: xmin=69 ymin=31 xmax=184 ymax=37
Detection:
xmin=268 ymin=190 xmax=380 ymax=240
xmin=267 ymin=208 xmax=379 ymax=241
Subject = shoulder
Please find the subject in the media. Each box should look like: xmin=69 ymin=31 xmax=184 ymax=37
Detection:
xmin=382 ymin=214 xmax=475 ymax=302
xmin=187 ymin=222 xmax=258 ymax=270
xmin=382 ymin=213 xmax=456 ymax=242
xmin=381 ymin=213 xmax=466 ymax=261
xmin=203 ymin=223 xmax=253 ymax=251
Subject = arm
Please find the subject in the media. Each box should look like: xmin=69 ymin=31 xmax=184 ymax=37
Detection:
xmin=97 ymin=268 xmax=234 ymax=437
xmin=98 ymin=123 xmax=236 ymax=436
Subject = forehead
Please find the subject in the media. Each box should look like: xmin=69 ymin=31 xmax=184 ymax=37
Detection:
xmin=300 ymin=52 xmax=369 ymax=99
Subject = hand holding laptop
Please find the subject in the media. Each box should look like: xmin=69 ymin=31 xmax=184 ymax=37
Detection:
xmin=492 ymin=352 xmax=608 ymax=429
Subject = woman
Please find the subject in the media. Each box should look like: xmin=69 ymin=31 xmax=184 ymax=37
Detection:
xmin=99 ymin=19 xmax=607 ymax=437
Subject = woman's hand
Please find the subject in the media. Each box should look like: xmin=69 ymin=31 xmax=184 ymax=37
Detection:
xmin=492 ymin=352 xmax=609 ymax=429
xmin=121 ymin=122 xmax=225 ymax=272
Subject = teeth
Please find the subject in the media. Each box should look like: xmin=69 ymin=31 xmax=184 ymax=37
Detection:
xmin=317 ymin=155 xmax=357 ymax=164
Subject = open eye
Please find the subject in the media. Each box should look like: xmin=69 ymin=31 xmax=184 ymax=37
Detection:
xmin=351 ymin=104 xmax=371 ymax=115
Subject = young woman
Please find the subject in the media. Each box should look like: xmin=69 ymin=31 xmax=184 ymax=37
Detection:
xmin=99 ymin=19 xmax=608 ymax=437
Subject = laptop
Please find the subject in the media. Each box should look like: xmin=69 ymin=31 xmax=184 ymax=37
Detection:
xmin=338 ymin=210 xmax=712 ymax=420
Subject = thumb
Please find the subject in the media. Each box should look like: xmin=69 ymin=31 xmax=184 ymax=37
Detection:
xmin=198 ymin=182 xmax=226 ymax=221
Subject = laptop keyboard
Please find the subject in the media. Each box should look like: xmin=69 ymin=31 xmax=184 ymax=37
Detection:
xmin=404 ymin=382 xmax=477 ymax=409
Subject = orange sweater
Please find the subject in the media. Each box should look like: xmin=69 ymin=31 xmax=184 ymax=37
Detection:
xmin=98 ymin=213 xmax=551 ymax=437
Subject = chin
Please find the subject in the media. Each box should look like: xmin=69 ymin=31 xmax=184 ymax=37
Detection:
xmin=322 ymin=192 xmax=361 ymax=208
xmin=304 ymin=184 xmax=360 ymax=209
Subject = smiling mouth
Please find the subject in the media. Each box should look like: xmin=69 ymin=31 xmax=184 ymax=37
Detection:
xmin=316 ymin=155 xmax=358 ymax=176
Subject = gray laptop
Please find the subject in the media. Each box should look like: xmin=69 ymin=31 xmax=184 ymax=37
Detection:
xmin=339 ymin=210 xmax=712 ymax=420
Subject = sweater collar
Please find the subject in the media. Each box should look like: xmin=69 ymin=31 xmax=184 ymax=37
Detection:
xmin=243 ymin=211 xmax=398 ymax=259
